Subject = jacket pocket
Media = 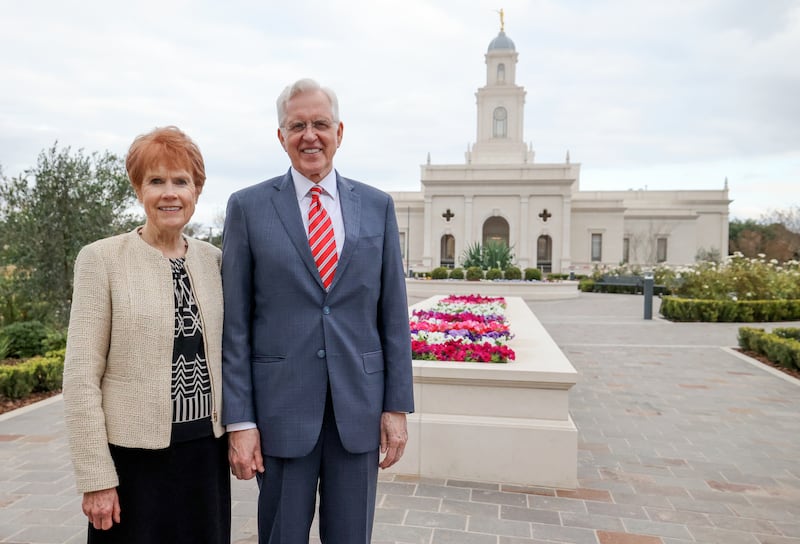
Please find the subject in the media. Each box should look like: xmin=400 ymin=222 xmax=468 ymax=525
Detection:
xmin=362 ymin=350 xmax=384 ymax=374
xmin=252 ymin=355 xmax=286 ymax=364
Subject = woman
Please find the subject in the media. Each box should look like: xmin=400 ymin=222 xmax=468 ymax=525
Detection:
xmin=63 ymin=126 xmax=230 ymax=543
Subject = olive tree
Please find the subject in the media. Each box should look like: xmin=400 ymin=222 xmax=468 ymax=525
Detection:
xmin=0 ymin=144 xmax=141 ymax=326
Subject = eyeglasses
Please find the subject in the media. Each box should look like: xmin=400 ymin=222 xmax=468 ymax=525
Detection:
xmin=282 ymin=119 xmax=336 ymax=134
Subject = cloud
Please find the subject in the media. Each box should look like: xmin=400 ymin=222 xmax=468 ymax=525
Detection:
xmin=1 ymin=0 xmax=798 ymax=225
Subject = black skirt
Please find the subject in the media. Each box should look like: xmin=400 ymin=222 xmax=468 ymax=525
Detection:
xmin=87 ymin=434 xmax=231 ymax=544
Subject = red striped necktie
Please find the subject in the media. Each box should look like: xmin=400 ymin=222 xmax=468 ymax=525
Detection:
xmin=308 ymin=186 xmax=337 ymax=289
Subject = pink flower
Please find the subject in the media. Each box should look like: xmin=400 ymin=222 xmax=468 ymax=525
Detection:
xmin=410 ymin=294 xmax=516 ymax=363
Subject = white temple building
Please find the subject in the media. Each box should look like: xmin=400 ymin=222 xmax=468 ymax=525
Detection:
xmin=390 ymin=24 xmax=730 ymax=275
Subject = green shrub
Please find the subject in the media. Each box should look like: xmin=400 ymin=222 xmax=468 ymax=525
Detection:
xmin=738 ymin=327 xmax=766 ymax=351
xmin=29 ymin=355 xmax=64 ymax=392
xmin=662 ymin=297 xmax=800 ymax=322
xmin=485 ymin=268 xmax=502 ymax=280
xmin=524 ymin=268 xmax=542 ymax=281
xmin=548 ymin=273 xmax=569 ymax=280
xmin=0 ymin=334 xmax=11 ymax=360
xmin=0 ymin=320 xmax=51 ymax=358
xmin=466 ymin=266 xmax=483 ymax=281
xmin=738 ymin=326 xmax=800 ymax=371
xmin=449 ymin=268 xmax=464 ymax=280
xmin=0 ymin=349 xmax=65 ymax=399
xmin=773 ymin=328 xmax=800 ymax=341
xmin=431 ymin=267 xmax=449 ymax=280
xmin=0 ymin=366 xmax=37 ymax=399
xmin=42 ymin=329 xmax=68 ymax=353
xmin=504 ymin=266 xmax=522 ymax=280
xmin=579 ymin=279 xmax=595 ymax=292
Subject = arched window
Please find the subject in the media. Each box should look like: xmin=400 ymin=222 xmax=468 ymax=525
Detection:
xmin=497 ymin=63 xmax=506 ymax=83
xmin=482 ymin=216 xmax=509 ymax=247
xmin=537 ymin=235 xmax=552 ymax=273
xmin=493 ymin=107 xmax=507 ymax=138
xmin=440 ymin=235 xmax=455 ymax=267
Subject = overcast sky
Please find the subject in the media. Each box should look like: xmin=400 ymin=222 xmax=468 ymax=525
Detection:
xmin=1 ymin=0 xmax=798 ymax=227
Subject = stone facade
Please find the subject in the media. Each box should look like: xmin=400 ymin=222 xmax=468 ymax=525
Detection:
xmin=391 ymin=29 xmax=730 ymax=274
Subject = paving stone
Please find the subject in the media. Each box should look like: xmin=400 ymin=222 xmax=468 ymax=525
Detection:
xmin=529 ymin=522 xmax=599 ymax=544
xmin=500 ymin=505 xmax=560 ymax=525
xmin=560 ymin=511 xmax=626 ymax=532
xmin=440 ymin=498 xmax=499 ymax=519
xmin=596 ymin=530 xmax=664 ymax=544
xmin=468 ymin=515 xmax=531 ymax=538
xmin=2 ymin=295 xmax=799 ymax=544
xmin=372 ymin=522 xmax=432 ymax=544
xmin=415 ymin=482 xmax=471 ymax=501
xmin=404 ymin=509 xmax=466 ymax=530
xmin=622 ymin=518 xmax=693 ymax=540
xmin=432 ymin=528 xmax=498 ymax=544
xmin=471 ymin=489 xmax=529 ymax=508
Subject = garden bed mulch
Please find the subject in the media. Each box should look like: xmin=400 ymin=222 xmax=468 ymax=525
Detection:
xmin=0 ymin=357 xmax=61 ymax=416
xmin=735 ymin=349 xmax=800 ymax=381
xmin=0 ymin=390 xmax=61 ymax=416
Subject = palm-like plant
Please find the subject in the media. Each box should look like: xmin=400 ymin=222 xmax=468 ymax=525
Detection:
xmin=460 ymin=242 xmax=483 ymax=268
xmin=483 ymin=240 xmax=514 ymax=270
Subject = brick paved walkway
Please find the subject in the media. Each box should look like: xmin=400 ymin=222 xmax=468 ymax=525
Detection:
xmin=1 ymin=293 xmax=799 ymax=543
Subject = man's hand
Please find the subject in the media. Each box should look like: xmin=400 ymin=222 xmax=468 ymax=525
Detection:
xmin=228 ymin=428 xmax=265 ymax=480
xmin=82 ymin=488 xmax=121 ymax=530
xmin=379 ymin=411 xmax=408 ymax=469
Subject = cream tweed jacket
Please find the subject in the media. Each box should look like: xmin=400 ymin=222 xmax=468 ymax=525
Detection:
xmin=63 ymin=229 xmax=224 ymax=493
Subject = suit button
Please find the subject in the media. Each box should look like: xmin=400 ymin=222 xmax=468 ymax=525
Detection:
xmin=317 ymin=349 xmax=326 ymax=359
xmin=322 ymin=306 xmax=331 ymax=315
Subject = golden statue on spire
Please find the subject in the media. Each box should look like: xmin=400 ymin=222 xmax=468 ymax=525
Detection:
xmin=496 ymin=8 xmax=505 ymax=32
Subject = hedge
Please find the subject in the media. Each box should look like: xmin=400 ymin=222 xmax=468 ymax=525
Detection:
xmin=738 ymin=327 xmax=800 ymax=371
xmin=0 ymin=349 xmax=65 ymax=400
xmin=465 ymin=267 xmax=483 ymax=281
xmin=661 ymin=297 xmax=800 ymax=322
xmin=524 ymin=268 xmax=542 ymax=281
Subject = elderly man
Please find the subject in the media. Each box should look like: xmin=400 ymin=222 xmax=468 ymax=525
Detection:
xmin=221 ymin=78 xmax=414 ymax=543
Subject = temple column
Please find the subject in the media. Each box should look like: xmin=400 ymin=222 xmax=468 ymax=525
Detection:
xmin=518 ymin=196 xmax=530 ymax=269
xmin=422 ymin=196 xmax=433 ymax=269
xmin=560 ymin=196 xmax=572 ymax=272
xmin=464 ymin=196 xmax=474 ymax=246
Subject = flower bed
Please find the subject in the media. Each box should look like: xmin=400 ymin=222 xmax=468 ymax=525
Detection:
xmin=410 ymin=294 xmax=515 ymax=363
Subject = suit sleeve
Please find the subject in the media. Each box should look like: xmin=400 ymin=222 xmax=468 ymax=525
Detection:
xmin=221 ymin=192 xmax=257 ymax=425
xmin=378 ymin=195 xmax=415 ymax=413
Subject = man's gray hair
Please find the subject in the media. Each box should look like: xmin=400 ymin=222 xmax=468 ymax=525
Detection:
xmin=276 ymin=78 xmax=340 ymax=127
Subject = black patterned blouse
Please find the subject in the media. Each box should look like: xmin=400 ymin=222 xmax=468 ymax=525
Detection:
xmin=169 ymin=257 xmax=212 ymax=443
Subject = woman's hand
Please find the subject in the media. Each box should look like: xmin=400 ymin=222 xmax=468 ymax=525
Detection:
xmin=82 ymin=488 xmax=121 ymax=530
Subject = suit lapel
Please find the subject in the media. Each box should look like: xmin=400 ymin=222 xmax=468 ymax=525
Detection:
xmin=271 ymin=171 xmax=324 ymax=288
xmin=330 ymin=174 xmax=360 ymax=291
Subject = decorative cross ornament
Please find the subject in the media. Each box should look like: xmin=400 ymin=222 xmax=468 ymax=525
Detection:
xmin=442 ymin=209 xmax=455 ymax=222
xmin=538 ymin=209 xmax=552 ymax=222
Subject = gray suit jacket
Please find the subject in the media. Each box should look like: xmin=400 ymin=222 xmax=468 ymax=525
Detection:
xmin=221 ymin=170 xmax=414 ymax=457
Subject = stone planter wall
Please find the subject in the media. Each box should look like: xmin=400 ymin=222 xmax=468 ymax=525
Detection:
xmin=387 ymin=296 xmax=579 ymax=488
xmin=405 ymin=278 xmax=579 ymax=306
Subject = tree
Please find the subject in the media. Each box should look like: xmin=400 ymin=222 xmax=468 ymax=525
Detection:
xmin=760 ymin=206 xmax=800 ymax=234
xmin=729 ymin=219 xmax=800 ymax=262
xmin=0 ymin=144 xmax=141 ymax=326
